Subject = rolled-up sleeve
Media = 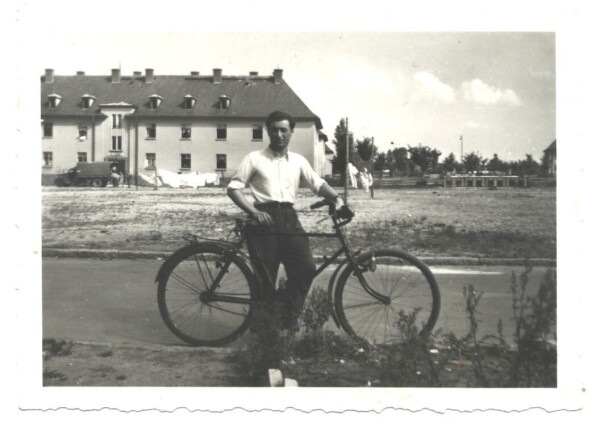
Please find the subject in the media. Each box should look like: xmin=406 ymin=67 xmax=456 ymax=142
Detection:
xmin=227 ymin=153 xmax=254 ymax=190
xmin=299 ymin=156 xmax=326 ymax=194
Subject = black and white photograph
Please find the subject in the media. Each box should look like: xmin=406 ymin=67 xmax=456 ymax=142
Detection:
xmin=8 ymin=0 xmax=597 ymax=430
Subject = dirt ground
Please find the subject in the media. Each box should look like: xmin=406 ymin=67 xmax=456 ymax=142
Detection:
xmin=42 ymin=336 xmax=556 ymax=388
xmin=41 ymin=186 xmax=556 ymax=259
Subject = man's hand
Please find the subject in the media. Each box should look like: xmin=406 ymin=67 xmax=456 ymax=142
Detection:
xmin=332 ymin=196 xmax=354 ymax=220
xmin=250 ymin=210 xmax=274 ymax=226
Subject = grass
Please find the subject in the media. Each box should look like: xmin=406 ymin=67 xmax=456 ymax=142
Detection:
xmin=42 ymin=186 xmax=556 ymax=260
xmin=233 ymin=266 xmax=557 ymax=387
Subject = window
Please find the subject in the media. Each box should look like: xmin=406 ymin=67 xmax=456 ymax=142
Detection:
xmin=216 ymin=154 xmax=227 ymax=170
xmin=48 ymin=94 xmax=62 ymax=108
xmin=252 ymin=125 xmax=263 ymax=141
xmin=181 ymin=153 xmax=191 ymax=169
xmin=146 ymin=153 xmax=156 ymax=168
xmin=78 ymin=123 xmax=88 ymax=139
xmin=112 ymin=114 xmax=123 ymax=129
xmin=43 ymin=152 xmax=53 ymax=167
xmin=78 ymin=152 xmax=87 ymax=162
xmin=112 ymin=135 xmax=122 ymax=151
xmin=217 ymin=124 xmax=227 ymax=140
xmin=184 ymin=95 xmax=196 ymax=109
xmin=43 ymin=122 xmax=53 ymax=138
xmin=181 ymin=124 xmax=191 ymax=139
xmin=146 ymin=123 xmax=156 ymax=139
xmin=218 ymin=95 xmax=230 ymax=110
xmin=149 ymin=94 xmax=162 ymax=109
xmin=82 ymin=94 xmax=95 ymax=109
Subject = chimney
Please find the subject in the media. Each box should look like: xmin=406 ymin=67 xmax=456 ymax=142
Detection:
xmin=249 ymin=71 xmax=258 ymax=76
xmin=45 ymin=68 xmax=54 ymax=83
xmin=213 ymin=68 xmax=222 ymax=84
xmin=133 ymin=71 xmax=142 ymax=77
xmin=111 ymin=68 xmax=121 ymax=83
xmin=76 ymin=71 xmax=85 ymax=76
xmin=273 ymin=69 xmax=283 ymax=84
xmin=190 ymin=71 xmax=199 ymax=76
xmin=145 ymin=68 xmax=154 ymax=83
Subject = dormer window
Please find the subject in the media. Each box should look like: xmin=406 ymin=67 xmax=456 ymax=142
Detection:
xmin=81 ymin=94 xmax=96 ymax=109
xmin=149 ymin=94 xmax=163 ymax=109
xmin=218 ymin=95 xmax=231 ymax=110
xmin=48 ymin=93 xmax=62 ymax=108
xmin=183 ymin=95 xmax=196 ymax=109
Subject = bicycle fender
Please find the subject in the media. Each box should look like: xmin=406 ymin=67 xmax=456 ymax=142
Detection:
xmin=154 ymin=241 xmax=239 ymax=283
xmin=327 ymin=258 xmax=350 ymax=328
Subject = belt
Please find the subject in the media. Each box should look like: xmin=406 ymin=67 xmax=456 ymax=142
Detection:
xmin=255 ymin=201 xmax=294 ymax=209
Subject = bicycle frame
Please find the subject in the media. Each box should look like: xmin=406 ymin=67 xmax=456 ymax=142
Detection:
xmin=197 ymin=210 xmax=391 ymax=310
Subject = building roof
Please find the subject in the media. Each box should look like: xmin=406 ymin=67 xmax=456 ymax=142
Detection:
xmin=544 ymin=140 xmax=556 ymax=152
xmin=41 ymin=70 xmax=322 ymax=128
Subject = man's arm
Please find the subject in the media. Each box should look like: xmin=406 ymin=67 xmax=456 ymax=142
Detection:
xmin=227 ymin=188 xmax=274 ymax=226
xmin=318 ymin=183 xmax=345 ymax=210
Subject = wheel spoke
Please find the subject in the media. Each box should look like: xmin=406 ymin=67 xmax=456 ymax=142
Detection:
xmin=337 ymin=250 xmax=440 ymax=345
xmin=158 ymin=246 xmax=254 ymax=346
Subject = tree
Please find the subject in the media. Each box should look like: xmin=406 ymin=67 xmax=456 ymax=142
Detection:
xmin=385 ymin=150 xmax=397 ymax=177
xmin=356 ymin=137 xmax=375 ymax=162
xmin=391 ymin=147 xmax=409 ymax=176
xmin=331 ymin=118 xmax=356 ymax=185
xmin=486 ymin=153 xmax=508 ymax=173
xmin=441 ymin=152 xmax=460 ymax=173
xmin=408 ymin=144 xmax=442 ymax=175
xmin=516 ymin=154 xmax=540 ymax=176
xmin=373 ymin=152 xmax=387 ymax=179
xmin=462 ymin=151 xmax=487 ymax=173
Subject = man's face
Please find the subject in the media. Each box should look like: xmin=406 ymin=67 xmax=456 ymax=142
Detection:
xmin=267 ymin=119 xmax=294 ymax=152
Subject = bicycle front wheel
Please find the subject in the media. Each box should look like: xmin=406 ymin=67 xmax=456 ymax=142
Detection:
xmin=334 ymin=249 xmax=440 ymax=345
xmin=157 ymin=243 xmax=256 ymax=347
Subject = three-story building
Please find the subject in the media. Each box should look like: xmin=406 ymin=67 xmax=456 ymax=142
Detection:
xmin=41 ymin=68 xmax=332 ymax=185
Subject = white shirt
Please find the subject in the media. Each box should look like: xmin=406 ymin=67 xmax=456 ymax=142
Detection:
xmin=227 ymin=147 xmax=326 ymax=204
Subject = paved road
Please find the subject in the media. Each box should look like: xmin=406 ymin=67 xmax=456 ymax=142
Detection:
xmin=42 ymin=258 xmax=553 ymax=348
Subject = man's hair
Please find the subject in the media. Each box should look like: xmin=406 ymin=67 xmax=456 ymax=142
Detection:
xmin=265 ymin=111 xmax=295 ymax=130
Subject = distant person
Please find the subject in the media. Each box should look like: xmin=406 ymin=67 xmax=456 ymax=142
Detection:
xmin=227 ymin=110 xmax=348 ymax=331
xmin=358 ymin=167 xmax=367 ymax=190
xmin=360 ymin=167 xmax=374 ymax=197
xmin=110 ymin=165 xmax=123 ymax=187
xmin=347 ymin=162 xmax=358 ymax=189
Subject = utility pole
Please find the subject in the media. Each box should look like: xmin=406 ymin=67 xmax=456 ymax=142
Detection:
xmin=370 ymin=137 xmax=375 ymax=198
xmin=154 ymin=157 xmax=159 ymax=190
xmin=370 ymin=137 xmax=375 ymax=174
xmin=460 ymin=135 xmax=464 ymax=174
xmin=344 ymin=117 xmax=349 ymax=203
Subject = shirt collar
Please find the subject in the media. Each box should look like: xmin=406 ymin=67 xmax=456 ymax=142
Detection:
xmin=265 ymin=146 xmax=289 ymax=160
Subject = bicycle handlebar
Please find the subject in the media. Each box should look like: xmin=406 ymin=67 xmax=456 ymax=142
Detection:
xmin=310 ymin=199 xmax=355 ymax=224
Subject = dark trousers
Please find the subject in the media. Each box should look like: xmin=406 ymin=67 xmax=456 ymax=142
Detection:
xmin=246 ymin=203 xmax=316 ymax=329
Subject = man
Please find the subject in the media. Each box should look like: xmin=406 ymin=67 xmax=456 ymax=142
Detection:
xmin=227 ymin=110 xmax=345 ymax=330
xmin=361 ymin=167 xmax=374 ymax=198
xmin=110 ymin=165 xmax=123 ymax=187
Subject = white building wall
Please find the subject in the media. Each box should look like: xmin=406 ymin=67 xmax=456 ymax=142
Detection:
xmin=41 ymin=119 xmax=93 ymax=174
xmin=136 ymin=120 xmax=319 ymax=177
xmin=42 ymin=116 xmax=326 ymax=182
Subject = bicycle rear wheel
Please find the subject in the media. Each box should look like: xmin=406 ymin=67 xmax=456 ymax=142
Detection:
xmin=334 ymin=249 xmax=440 ymax=345
xmin=157 ymin=243 xmax=256 ymax=346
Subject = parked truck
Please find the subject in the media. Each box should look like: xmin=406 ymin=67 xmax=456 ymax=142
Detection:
xmin=54 ymin=162 xmax=118 ymax=187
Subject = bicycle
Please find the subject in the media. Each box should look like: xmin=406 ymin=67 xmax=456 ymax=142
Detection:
xmin=156 ymin=199 xmax=441 ymax=347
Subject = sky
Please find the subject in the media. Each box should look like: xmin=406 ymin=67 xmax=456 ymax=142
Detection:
xmin=25 ymin=3 xmax=556 ymax=162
